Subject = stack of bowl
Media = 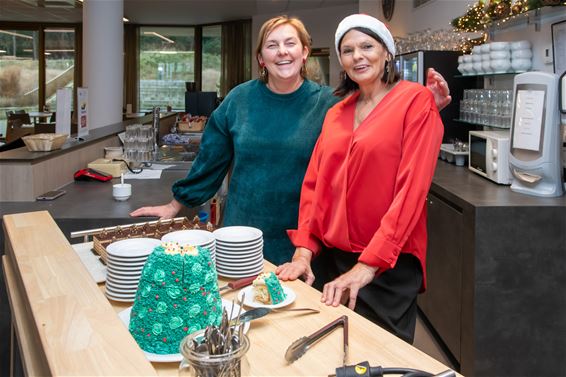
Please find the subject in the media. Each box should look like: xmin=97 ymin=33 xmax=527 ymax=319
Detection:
xmin=489 ymin=42 xmax=511 ymax=74
xmin=510 ymin=40 xmax=532 ymax=72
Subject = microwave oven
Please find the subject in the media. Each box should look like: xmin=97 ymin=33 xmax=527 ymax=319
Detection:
xmin=469 ymin=130 xmax=512 ymax=184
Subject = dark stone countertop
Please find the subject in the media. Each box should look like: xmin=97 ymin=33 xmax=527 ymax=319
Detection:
xmin=431 ymin=160 xmax=566 ymax=208
xmin=0 ymin=112 xmax=175 ymax=163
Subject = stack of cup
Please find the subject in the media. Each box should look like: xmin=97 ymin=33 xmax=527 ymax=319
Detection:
xmin=510 ymin=40 xmax=532 ymax=72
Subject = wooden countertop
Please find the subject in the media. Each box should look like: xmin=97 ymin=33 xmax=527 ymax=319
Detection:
xmin=3 ymin=211 xmax=456 ymax=376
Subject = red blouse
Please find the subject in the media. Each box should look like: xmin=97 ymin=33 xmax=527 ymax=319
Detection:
xmin=287 ymin=81 xmax=443 ymax=290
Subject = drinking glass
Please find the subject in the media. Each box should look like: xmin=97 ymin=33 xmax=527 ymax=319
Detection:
xmin=179 ymin=330 xmax=250 ymax=377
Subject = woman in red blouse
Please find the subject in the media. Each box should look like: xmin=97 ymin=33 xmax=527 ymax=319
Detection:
xmin=276 ymin=14 xmax=444 ymax=343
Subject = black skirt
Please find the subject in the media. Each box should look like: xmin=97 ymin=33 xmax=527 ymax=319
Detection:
xmin=311 ymin=248 xmax=422 ymax=344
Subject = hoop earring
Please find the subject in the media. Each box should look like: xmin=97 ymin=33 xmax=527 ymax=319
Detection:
xmin=260 ymin=66 xmax=268 ymax=80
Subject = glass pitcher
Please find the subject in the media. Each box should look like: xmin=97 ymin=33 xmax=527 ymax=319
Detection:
xmin=179 ymin=330 xmax=250 ymax=377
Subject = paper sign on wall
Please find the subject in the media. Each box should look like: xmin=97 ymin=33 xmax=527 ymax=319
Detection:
xmin=55 ymin=87 xmax=72 ymax=136
xmin=77 ymin=87 xmax=89 ymax=138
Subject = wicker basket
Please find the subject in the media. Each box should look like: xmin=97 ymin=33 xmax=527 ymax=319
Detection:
xmin=23 ymin=133 xmax=68 ymax=152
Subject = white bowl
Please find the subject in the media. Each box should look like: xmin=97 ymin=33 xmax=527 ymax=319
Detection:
xmin=511 ymin=40 xmax=531 ymax=50
xmin=511 ymin=58 xmax=532 ymax=72
xmin=473 ymin=61 xmax=484 ymax=74
xmin=457 ymin=63 xmax=466 ymax=75
xmin=472 ymin=45 xmax=482 ymax=54
xmin=511 ymin=49 xmax=532 ymax=59
xmin=480 ymin=44 xmax=490 ymax=53
xmin=490 ymin=42 xmax=510 ymax=51
xmin=490 ymin=50 xmax=510 ymax=59
xmin=458 ymin=56 xmax=464 ymax=63
xmin=491 ymin=58 xmax=511 ymax=73
xmin=472 ymin=53 xmax=482 ymax=62
xmin=481 ymin=53 xmax=491 ymax=61
xmin=482 ymin=60 xmax=493 ymax=74
xmin=463 ymin=54 xmax=473 ymax=63
xmin=462 ymin=62 xmax=473 ymax=74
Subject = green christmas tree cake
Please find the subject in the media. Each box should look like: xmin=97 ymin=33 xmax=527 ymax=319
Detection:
xmin=128 ymin=242 xmax=222 ymax=354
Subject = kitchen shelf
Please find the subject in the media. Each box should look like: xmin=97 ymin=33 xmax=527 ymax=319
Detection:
xmin=454 ymin=71 xmax=526 ymax=78
xmin=453 ymin=118 xmax=511 ymax=130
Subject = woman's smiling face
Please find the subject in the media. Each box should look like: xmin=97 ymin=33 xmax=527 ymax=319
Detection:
xmin=339 ymin=29 xmax=390 ymax=87
xmin=258 ymin=24 xmax=309 ymax=84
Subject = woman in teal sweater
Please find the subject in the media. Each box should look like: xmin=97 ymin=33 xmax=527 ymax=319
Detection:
xmin=131 ymin=16 xmax=451 ymax=265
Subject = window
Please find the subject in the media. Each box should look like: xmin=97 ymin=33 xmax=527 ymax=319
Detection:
xmin=138 ymin=26 xmax=195 ymax=111
xmin=202 ymin=25 xmax=221 ymax=94
xmin=0 ymin=29 xmax=39 ymax=136
xmin=44 ymin=28 xmax=75 ymax=111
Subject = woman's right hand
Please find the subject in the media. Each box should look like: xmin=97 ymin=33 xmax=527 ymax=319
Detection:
xmin=276 ymin=247 xmax=315 ymax=285
xmin=130 ymin=199 xmax=183 ymax=220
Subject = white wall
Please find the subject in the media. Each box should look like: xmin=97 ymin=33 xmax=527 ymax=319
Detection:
xmin=359 ymin=0 xmax=469 ymax=37
xmin=252 ymin=4 xmax=358 ymax=87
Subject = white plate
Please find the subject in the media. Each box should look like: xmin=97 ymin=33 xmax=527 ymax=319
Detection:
xmin=107 ymin=254 xmax=149 ymax=263
xmin=118 ymin=298 xmax=250 ymax=363
xmin=216 ymin=257 xmax=263 ymax=267
xmin=216 ymin=239 xmax=263 ymax=249
xmin=215 ymin=261 xmax=263 ymax=273
xmin=106 ymin=238 xmax=162 ymax=258
xmin=237 ymin=285 xmax=296 ymax=309
xmin=161 ymin=230 xmax=215 ymax=246
xmin=217 ymin=267 xmax=264 ymax=279
xmin=213 ymin=226 xmax=263 ymax=243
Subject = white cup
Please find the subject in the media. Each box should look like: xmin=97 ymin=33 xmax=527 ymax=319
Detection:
xmin=113 ymin=183 xmax=132 ymax=201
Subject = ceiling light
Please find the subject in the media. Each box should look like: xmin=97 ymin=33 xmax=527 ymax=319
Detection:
xmin=143 ymin=31 xmax=175 ymax=44
xmin=0 ymin=50 xmax=6 ymax=54
xmin=123 ymin=17 xmax=129 ymax=22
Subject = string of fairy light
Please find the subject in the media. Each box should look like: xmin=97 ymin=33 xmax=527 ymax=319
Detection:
xmin=450 ymin=0 xmax=566 ymax=52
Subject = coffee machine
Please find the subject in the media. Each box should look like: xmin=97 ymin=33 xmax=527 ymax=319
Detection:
xmin=508 ymin=72 xmax=564 ymax=197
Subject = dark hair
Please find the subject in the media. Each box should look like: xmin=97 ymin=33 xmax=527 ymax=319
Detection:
xmin=333 ymin=27 xmax=400 ymax=97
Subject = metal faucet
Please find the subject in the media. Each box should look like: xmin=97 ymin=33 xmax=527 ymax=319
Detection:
xmin=152 ymin=106 xmax=160 ymax=159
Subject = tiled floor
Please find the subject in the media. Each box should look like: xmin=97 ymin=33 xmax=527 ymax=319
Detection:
xmin=413 ymin=313 xmax=456 ymax=371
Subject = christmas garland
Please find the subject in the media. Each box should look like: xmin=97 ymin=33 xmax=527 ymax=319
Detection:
xmin=452 ymin=0 xmax=565 ymax=32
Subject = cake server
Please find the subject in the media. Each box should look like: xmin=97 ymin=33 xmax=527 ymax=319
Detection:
xmin=218 ymin=275 xmax=258 ymax=293
xmin=229 ymin=306 xmax=320 ymax=326
xmin=284 ymin=315 xmax=349 ymax=365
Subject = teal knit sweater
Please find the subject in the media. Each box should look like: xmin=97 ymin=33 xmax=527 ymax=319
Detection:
xmin=172 ymin=79 xmax=338 ymax=265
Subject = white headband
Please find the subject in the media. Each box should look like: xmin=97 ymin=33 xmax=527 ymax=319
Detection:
xmin=335 ymin=14 xmax=395 ymax=62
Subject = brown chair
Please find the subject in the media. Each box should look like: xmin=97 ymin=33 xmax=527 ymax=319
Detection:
xmin=8 ymin=112 xmax=32 ymax=125
xmin=34 ymin=122 xmax=56 ymax=134
xmin=5 ymin=118 xmax=33 ymax=143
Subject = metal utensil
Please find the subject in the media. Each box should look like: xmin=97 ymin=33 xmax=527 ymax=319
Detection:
xmin=229 ymin=306 xmax=320 ymax=326
xmin=285 ymin=315 xmax=349 ymax=364
xmin=218 ymin=275 xmax=258 ymax=293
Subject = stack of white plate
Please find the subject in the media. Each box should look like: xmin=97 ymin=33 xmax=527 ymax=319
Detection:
xmin=161 ymin=229 xmax=216 ymax=264
xmin=105 ymin=238 xmax=161 ymax=302
xmin=213 ymin=226 xmax=264 ymax=278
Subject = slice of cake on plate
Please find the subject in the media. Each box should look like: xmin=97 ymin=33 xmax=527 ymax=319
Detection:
xmin=128 ymin=242 xmax=221 ymax=354
xmin=252 ymin=272 xmax=286 ymax=305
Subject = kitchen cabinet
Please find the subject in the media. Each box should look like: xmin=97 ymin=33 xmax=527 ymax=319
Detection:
xmin=418 ymin=161 xmax=566 ymax=376
xmin=419 ymin=191 xmax=464 ymax=364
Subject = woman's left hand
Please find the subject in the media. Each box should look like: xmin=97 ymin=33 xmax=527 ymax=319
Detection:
xmin=321 ymin=262 xmax=378 ymax=310
xmin=426 ymin=68 xmax=451 ymax=111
